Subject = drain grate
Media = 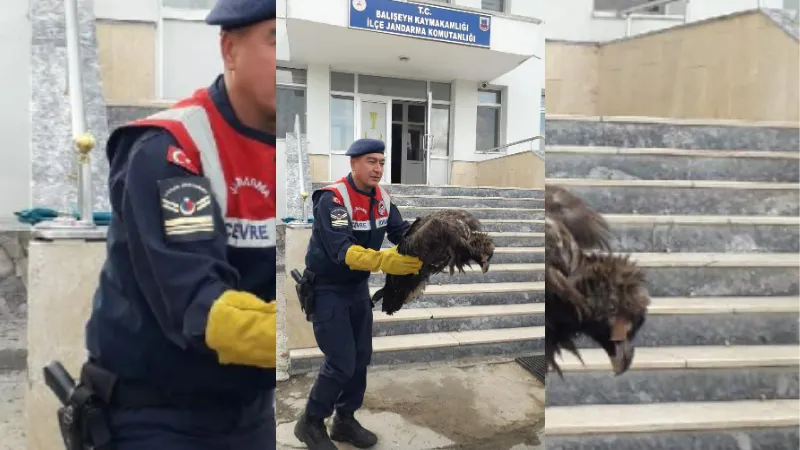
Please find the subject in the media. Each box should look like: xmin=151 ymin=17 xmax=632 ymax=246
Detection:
xmin=516 ymin=354 xmax=547 ymax=384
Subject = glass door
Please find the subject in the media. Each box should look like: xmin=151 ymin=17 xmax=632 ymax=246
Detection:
xmin=401 ymin=102 xmax=427 ymax=184
xmin=358 ymin=96 xmax=392 ymax=184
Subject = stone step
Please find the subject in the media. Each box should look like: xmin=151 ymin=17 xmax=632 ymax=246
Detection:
xmin=548 ymin=179 xmax=800 ymax=216
xmin=0 ymin=369 xmax=25 ymax=450
xmin=369 ymin=263 xmax=543 ymax=286
xmin=544 ymin=116 xmax=800 ymax=152
xmin=477 ymin=220 xmax=543 ymax=233
xmin=311 ymin=182 xmax=544 ymax=199
xmin=289 ymin=326 xmax=544 ymax=374
xmin=381 ymin=232 xmax=543 ymax=250
xmin=492 ymin=247 xmax=543 ymax=264
xmin=0 ymin=321 xmax=25 ymax=372
xmin=546 ymin=146 xmax=800 ymax=182
xmin=625 ymin=253 xmax=799 ymax=297
xmin=545 ymin=399 xmax=800 ymax=449
xmin=372 ymin=304 xmax=544 ymax=337
xmin=382 ymin=231 xmax=544 ymax=248
xmin=391 ymin=194 xmax=543 ymax=209
xmin=547 ymin=345 xmax=799 ymax=407
xmin=574 ymin=296 xmax=798 ymax=348
xmin=605 ymin=214 xmax=800 ymax=253
xmin=370 ymin=282 xmax=545 ymax=308
xmin=399 ymin=206 xmax=544 ymax=221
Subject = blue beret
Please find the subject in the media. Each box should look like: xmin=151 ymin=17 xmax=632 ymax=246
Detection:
xmin=346 ymin=139 xmax=385 ymax=157
xmin=206 ymin=0 xmax=276 ymax=30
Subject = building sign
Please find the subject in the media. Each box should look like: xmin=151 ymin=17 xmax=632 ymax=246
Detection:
xmin=349 ymin=0 xmax=492 ymax=48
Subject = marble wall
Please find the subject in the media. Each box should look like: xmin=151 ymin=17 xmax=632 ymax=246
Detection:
xmin=0 ymin=229 xmax=28 ymax=375
xmin=0 ymin=231 xmax=29 ymax=322
xmin=30 ymin=0 xmax=111 ymax=212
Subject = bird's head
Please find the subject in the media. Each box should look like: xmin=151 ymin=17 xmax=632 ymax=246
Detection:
xmin=469 ymin=233 xmax=495 ymax=273
xmin=573 ymin=253 xmax=650 ymax=376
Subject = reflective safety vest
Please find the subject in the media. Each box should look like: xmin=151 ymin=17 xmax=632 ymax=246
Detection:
xmin=321 ymin=177 xmax=392 ymax=231
xmin=131 ymin=88 xmax=277 ymax=251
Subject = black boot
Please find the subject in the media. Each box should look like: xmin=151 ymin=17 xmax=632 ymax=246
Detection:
xmin=293 ymin=410 xmax=337 ymax=450
xmin=330 ymin=410 xmax=378 ymax=448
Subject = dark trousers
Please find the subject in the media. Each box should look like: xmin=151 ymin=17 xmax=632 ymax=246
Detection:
xmin=108 ymin=389 xmax=276 ymax=449
xmin=306 ymin=281 xmax=374 ymax=420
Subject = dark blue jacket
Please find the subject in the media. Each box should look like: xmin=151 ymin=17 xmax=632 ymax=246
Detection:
xmin=85 ymin=75 xmax=276 ymax=395
xmin=304 ymin=174 xmax=410 ymax=285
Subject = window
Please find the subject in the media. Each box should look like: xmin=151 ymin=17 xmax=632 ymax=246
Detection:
xmin=330 ymin=72 xmax=356 ymax=152
xmin=481 ymin=0 xmax=505 ymax=12
xmin=329 ymin=73 xmax=453 ymax=157
xmin=783 ymin=0 xmax=800 ymax=13
xmin=593 ymin=0 xmax=671 ymax=14
xmin=476 ymin=89 xmax=502 ymax=152
xmin=358 ymin=75 xmax=427 ymax=100
xmin=162 ymin=0 xmax=216 ymax=9
xmin=431 ymin=104 xmax=450 ymax=158
xmin=277 ymin=67 xmax=307 ymax=139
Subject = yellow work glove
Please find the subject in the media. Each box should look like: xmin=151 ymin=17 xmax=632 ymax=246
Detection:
xmin=345 ymin=245 xmax=423 ymax=275
xmin=205 ymin=291 xmax=276 ymax=369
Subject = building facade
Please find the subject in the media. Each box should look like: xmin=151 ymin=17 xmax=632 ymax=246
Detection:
xmin=539 ymin=0 xmax=798 ymax=42
xmin=276 ymin=0 xmax=544 ymax=189
xmin=1 ymin=0 xmax=798 ymax=217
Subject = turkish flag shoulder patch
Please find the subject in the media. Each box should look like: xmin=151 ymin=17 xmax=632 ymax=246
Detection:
xmin=166 ymin=145 xmax=200 ymax=175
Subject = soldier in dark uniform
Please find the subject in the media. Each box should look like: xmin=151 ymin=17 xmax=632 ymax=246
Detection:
xmin=294 ymin=139 xmax=423 ymax=449
xmin=80 ymin=0 xmax=279 ymax=449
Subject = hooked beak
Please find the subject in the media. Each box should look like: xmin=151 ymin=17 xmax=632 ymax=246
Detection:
xmin=608 ymin=318 xmax=635 ymax=375
xmin=610 ymin=340 xmax=634 ymax=375
xmin=479 ymin=256 xmax=490 ymax=273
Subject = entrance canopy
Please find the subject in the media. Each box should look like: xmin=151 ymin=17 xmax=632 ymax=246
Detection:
xmin=284 ymin=0 xmax=541 ymax=82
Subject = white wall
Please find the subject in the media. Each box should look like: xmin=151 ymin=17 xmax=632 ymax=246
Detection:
xmin=451 ymin=79 xmax=479 ymax=163
xmin=94 ymin=0 xmax=159 ymax=21
xmin=689 ymin=0 xmax=781 ymax=21
xmin=0 ymin=0 xmax=32 ymax=217
xmin=537 ymin=0 xmax=786 ymax=42
xmin=487 ymin=49 xmax=543 ymax=158
xmin=161 ymin=20 xmax=223 ymax=100
xmin=535 ymin=0 xmax=683 ymax=42
xmin=305 ymin=64 xmax=331 ymax=156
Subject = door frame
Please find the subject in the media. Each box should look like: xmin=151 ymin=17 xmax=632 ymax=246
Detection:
xmin=355 ymin=94 xmax=393 ymax=184
xmin=402 ymin=122 xmax=427 ymax=184
xmin=393 ymin=100 xmax=428 ymax=185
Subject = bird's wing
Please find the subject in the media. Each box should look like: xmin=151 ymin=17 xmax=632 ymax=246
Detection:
xmin=545 ymin=184 xmax=612 ymax=251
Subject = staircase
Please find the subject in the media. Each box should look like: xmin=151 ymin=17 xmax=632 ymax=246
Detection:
xmin=544 ymin=116 xmax=800 ymax=448
xmin=289 ymin=183 xmax=546 ymax=373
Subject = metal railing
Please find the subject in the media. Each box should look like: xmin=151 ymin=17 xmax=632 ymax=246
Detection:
xmin=34 ymin=0 xmax=99 ymax=238
xmin=477 ymin=136 xmax=545 ymax=160
xmin=616 ymin=0 xmax=689 ymax=37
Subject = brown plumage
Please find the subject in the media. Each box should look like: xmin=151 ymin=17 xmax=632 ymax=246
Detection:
xmin=545 ymin=184 xmax=650 ymax=378
xmin=371 ymin=210 xmax=495 ymax=315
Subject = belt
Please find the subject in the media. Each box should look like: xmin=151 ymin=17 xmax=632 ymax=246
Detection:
xmin=83 ymin=361 xmax=272 ymax=410
xmin=110 ymin=380 xmax=265 ymax=409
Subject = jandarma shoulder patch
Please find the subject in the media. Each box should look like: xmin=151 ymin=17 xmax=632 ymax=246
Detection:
xmin=330 ymin=206 xmax=349 ymax=228
xmin=158 ymin=177 xmax=216 ymax=242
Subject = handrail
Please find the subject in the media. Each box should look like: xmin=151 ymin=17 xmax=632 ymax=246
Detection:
xmin=34 ymin=0 xmax=98 ymax=238
xmin=476 ymin=135 xmax=545 ymax=161
xmin=293 ymin=114 xmax=310 ymax=221
xmin=616 ymin=0 xmax=689 ymax=37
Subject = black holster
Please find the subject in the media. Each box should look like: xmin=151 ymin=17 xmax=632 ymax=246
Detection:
xmin=44 ymin=361 xmax=116 ymax=450
xmin=291 ymin=268 xmax=316 ymax=319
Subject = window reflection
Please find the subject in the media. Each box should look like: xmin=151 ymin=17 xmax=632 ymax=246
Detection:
xmin=431 ymin=105 xmax=450 ymax=157
xmin=330 ymin=95 xmax=355 ymax=151
xmin=476 ymin=107 xmax=500 ymax=151
xmin=277 ymin=87 xmax=306 ymax=139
